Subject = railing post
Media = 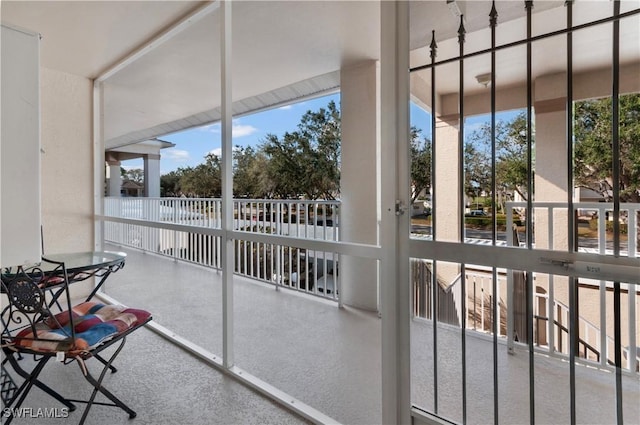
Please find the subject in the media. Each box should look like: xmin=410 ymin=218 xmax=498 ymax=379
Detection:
xmin=629 ymin=285 xmax=638 ymax=372
xmin=628 ymin=208 xmax=637 ymax=372
xmin=599 ymin=206 xmax=608 ymax=367
xmin=549 ymin=271 xmax=555 ymax=355
xmin=276 ymin=202 xmax=281 ymax=291
xmin=506 ymin=202 xmax=515 ymax=353
xmin=598 ymin=205 xmax=607 ymax=253
xmin=628 ymin=208 xmax=637 ymax=256
xmin=173 ymin=199 xmax=179 ymax=261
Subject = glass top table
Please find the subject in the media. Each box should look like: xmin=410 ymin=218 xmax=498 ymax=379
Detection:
xmin=41 ymin=251 xmax=127 ymax=301
xmin=1 ymin=251 xmax=127 ymax=302
xmin=41 ymin=251 xmax=126 ymax=274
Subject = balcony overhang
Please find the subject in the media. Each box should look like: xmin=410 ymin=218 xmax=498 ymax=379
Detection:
xmin=106 ymin=138 xmax=176 ymax=162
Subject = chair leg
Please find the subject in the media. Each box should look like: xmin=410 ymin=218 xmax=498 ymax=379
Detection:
xmin=93 ymin=353 xmax=118 ymax=373
xmin=5 ymin=354 xmax=76 ymax=412
xmin=75 ymin=338 xmax=136 ymax=425
xmin=3 ymin=355 xmax=76 ymax=425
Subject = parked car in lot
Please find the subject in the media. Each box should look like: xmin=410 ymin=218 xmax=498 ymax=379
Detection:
xmin=468 ymin=210 xmax=487 ymax=217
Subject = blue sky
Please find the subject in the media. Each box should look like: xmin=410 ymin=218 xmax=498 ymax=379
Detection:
xmin=120 ymin=92 xmax=518 ymax=175
xmin=122 ymin=93 xmax=342 ymax=174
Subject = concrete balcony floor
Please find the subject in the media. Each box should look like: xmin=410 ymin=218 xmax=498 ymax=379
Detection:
xmin=8 ymin=244 xmax=638 ymax=424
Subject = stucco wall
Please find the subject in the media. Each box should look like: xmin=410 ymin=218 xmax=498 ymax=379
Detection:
xmin=40 ymin=67 xmax=94 ymax=295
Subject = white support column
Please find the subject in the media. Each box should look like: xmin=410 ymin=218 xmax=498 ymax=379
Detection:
xmin=106 ymin=160 xmax=121 ymax=197
xmin=534 ymin=73 xmax=570 ymax=353
xmin=93 ymin=81 xmax=105 ymax=252
xmin=434 ymin=115 xmax=461 ymax=245
xmin=434 ymin=114 xmax=462 ymax=284
xmin=534 ymin=72 xmax=570 ymax=251
xmin=380 ymin=1 xmax=411 ymax=424
xmin=340 ymin=60 xmax=380 ymax=311
xmin=220 ymin=0 xmax=234 ymax=369
xmin=143 ymin=154 xmax=161 ymax=198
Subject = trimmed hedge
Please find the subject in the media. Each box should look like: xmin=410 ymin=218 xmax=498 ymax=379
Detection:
xmin=588 ymin=219 xmax=628 ymax=234
xmin=464 ymin=214 xmax=522 ymax=228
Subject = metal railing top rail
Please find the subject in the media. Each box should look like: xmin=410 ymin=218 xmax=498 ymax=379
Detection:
xmin=105 ymin=196 xmax=341 ymax=204
xmin=505 ymin=201 xmax=640 ymax=209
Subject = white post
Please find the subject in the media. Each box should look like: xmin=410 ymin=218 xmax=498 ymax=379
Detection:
xmin=143 ymin=154 xmax=161 ymax=198
xmin=549 ymin=273 xmax=555 ymax=355
xmin=221 ymin=0 xmax=234 ymax=369
xmin=507 ymin=207 xmax=515 ymax=353
xmin=107 ymin=161 xmax=121 ymax=197
xmin=629 ymin=285 xmax=637 ymax=372
xmin=93 ymin=81 xmax=105 ymax=252
xmin=340 ymin=60 xmax=380 ymax=311
xmin=380 ymin=1 xmax=411 ymax=424
xmin=628 ymin=211 xmax=637 ymax=372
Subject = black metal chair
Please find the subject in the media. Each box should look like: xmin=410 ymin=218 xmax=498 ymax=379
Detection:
xmin=1 ymin=258 xmax=151 ymax=424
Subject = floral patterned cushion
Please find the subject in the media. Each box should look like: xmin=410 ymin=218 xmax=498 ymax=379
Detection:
xmin=14 ymin=302 xmax=151 ymax=356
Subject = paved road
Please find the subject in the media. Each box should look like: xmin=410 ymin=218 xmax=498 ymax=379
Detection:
xmin=411 ymin=225 xmax=631 ymax=252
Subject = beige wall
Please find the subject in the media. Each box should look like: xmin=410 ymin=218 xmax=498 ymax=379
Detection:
xmin=40 ymin=67 xmax=94 ymax=295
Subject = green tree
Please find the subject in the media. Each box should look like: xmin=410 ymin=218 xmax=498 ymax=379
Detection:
xmin=261 ymin=101 xmax=341 ymax=199
xmin=124 ymin=168 xmax=144 ymax=184
xmin=467 ymin=112 xmax=531 ymax=203
xmin=574 ymin=93 xmax=640 ymax=202
xmin=160 ymin=170 xmax=183 ymax=197
xmin=179 ymin=153 xmax=221 ymax=197
xmin=410 ymin=127 xmax=432 ymax=203
xmin=464 ymin=141 xmax=491 ymax=202
xmin=233 ymin=146 xmax=270 ymax=198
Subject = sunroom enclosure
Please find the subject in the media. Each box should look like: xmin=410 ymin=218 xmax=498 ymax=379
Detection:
xmin=2 ymin=0 xmax=633 ymax=424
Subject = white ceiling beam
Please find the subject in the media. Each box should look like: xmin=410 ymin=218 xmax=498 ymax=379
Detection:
xmin=96 ymin=1 xmax=220 ymax=83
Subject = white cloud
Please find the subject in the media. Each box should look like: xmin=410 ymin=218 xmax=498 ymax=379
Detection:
xmin=163 ymin=148 xmax=190 ymax=162
xmin=200 ymin=123 xmax=220 ymax=133
xmin=208 ymin=147 xmax=222 ymax=157
xmin=232 ymin=124 xmax=258 ymax=137
xmin=199 ymin=121 xmax=258 ymax=138
xmin=208 ymin=146 xmax=243 ymax=157
xmin=278 ymin=105 xmax=293 ymax=110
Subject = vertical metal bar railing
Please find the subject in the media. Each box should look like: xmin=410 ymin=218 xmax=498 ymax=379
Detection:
xmin=564 ymin=2 xmax=578 ymax=424
xmin=611 ymin=1 xmax=624 ymax=423
xmin=429 ymin=29 xmax=439 ymax=415
xmin=457 ymin=14 xmax=468 ymax=424
xmin=489 ymin=4 xmax=499 ymax=421
xmin=524 ymin=2 xmax=535 ymax=423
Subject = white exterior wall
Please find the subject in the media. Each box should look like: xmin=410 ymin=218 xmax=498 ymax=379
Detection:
xmin=40 ymin=67 xmax=94 ymax=296
xmin=339 ymin=60 xmax=380 ymax=311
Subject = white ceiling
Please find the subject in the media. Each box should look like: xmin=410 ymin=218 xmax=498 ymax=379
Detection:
xmin=101 ymin=0 xmax=379 ymax=146
xmin=0 ymin=1 xmax=206 ymax=79
xmin=1 ymin=0 xmax=638 ymax=148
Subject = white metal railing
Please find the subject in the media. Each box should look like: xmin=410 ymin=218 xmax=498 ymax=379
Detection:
xmin=505 ymin=201 xmax=638 ymax=373
xmin=546 ymin=295 xmax=639 ymax=371
xmin=104 ymin=197 xmax=339 ymax=240
xmin=505 ymin=201 xmax=639 ymax=256
xmin=104 ymin=197 xmax=341 ymax=301
xmin=412 ymin=262 xmax=639 ymax=374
